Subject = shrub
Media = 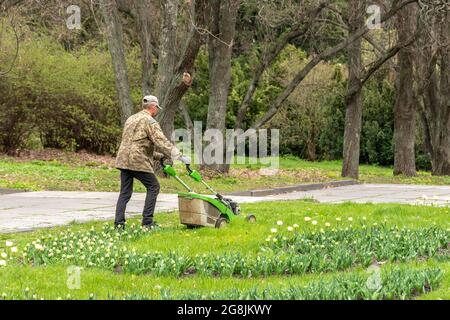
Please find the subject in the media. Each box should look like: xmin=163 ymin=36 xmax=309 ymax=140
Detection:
xmin=0 ymin=22 xmax=141 ymax=154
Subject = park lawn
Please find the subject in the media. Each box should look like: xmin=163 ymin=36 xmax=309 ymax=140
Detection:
xmin=0 ymin=201 xmax=449 ymax=300
xmin=1 ymin=154 xmax=450 ymax=193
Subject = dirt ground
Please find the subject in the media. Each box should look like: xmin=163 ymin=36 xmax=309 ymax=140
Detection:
xmin=0 ymin=149 xmax=116 ymax=167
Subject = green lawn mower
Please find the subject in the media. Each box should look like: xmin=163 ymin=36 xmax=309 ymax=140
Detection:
xmin=163 ymin=163 xmax=256 ymax=229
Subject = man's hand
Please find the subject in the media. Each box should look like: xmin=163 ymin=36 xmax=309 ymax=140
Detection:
xmin=182 ymin=72 xmax=193 ymax=86
xmin=179 ymin=155 xmax=191 ymax=165
xmin=161 ymin=156 xmax=173 ymax=166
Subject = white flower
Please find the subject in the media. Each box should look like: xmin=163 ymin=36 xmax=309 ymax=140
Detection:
xmin=5 ymin=241 xmax=13 ymax=247
xmin=348 ymin=217 xmax=353 ymax=222
xmin=0 ymin=252 xmax=7 ymax=259
xmin=34 ymin=244 xmax=44 ymax=251
xmin=325 ymin=222 xmax=331 ymax=227
xmin=10 ymin=247 xmax=17 ymax=253
xmin=277 ymin=220 xmax=283 ymax=226
xmin=293 ymin=224 xmax=299 ymax=228
xmin=312 ymin=220 xmax=318 ymax=225
xmin=287 ymin=226 xmax=294 ymax=232
xmin=270 ymin=228 xmax=277 ymax=233
xmin=336 ymin=218 xmax=341 ymax=221
xmin=304 ymin=217 xmax=311 ymax=222
xmin=0 ymin=260 xmax=6 ymax=267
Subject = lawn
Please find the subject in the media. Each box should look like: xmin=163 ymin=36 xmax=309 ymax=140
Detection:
xmin=1 ymin=153 xmax=449 ymax=193
xmin=0 ymin=200 xmax=448 ymax=300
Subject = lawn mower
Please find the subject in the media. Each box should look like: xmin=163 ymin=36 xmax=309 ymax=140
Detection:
xmin=163 ymin=163 xmax=256 ymax=229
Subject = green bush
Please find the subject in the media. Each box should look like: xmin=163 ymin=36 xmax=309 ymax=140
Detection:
xmin=0 ymin=23 xmax=141 ymax=154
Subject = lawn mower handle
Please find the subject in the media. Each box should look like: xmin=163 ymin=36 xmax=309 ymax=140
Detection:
xmin=161 ymin=160 xmax=193 ymax=192
xmin=185 ymin=164 xmax=225 ymax=200
xmin=184 ymin=164 xmax=241 ymax=215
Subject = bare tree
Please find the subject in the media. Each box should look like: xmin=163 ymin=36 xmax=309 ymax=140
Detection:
xmin=416 ymin=1 xmax=450 ymax=175
xmin=0 ymin=0 xmax=24 ymax=12
xmin=156 ymin=0 xmax=208 ymax=137
xmin=341 ymin=0 xmax=418 ymax=179
xmin=99 ymin=0 xmax=134 ymax=126
xmin=0 ymin=0 xmax=23 ymax=77
xmin=234 ymin=0 xmax=331 ymax=129
xmin=249 ymin=0 xmax=418 ymax=130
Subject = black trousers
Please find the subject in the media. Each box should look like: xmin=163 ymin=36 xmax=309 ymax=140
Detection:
xmin=115 ymin=169 xmax=160 ymax=226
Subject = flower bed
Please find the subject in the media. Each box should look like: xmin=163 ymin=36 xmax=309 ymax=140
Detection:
xmin=13 ymin=222 xmax=448 ymax=278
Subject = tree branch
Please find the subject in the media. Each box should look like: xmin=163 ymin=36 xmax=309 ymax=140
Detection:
xmin=250 ymin=0 xmax=418 ymax=129
xmin=0 ymin=18 xmax=19 ymax=76
xmin=234 ymin=0 xmax=332 ymax=129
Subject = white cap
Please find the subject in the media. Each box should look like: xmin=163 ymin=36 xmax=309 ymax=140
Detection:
xmin=143 ymin=95 xmax=162 ymax=110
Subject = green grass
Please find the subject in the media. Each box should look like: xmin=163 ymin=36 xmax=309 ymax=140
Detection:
xmin=1 ymin=154 xmax=449 ymax=193
xmin=0 ymin=201 xmax=448 ymax=300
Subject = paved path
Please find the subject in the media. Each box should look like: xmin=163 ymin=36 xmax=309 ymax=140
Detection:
xmin=1 ymin=184 xmax=449 ymax=233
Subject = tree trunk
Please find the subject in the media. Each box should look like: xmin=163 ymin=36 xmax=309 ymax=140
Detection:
xmin=206 ymin=0 xmax=239 ymax=132
xmin=180 ymin=101 xmax=194 ymax=137
xmin=307 ymin=123 xmax=317 ymax=161
xmin=205 ymin=0 xmax=239 ymax=172
xmin=157 ymin=0 xmax=208 ymax=137
xmin=393 ymin=4 xmax=417 ymax=176
xmin=156 ymin=0 xmax=178 ymax=103
xmin=419 ymin=11 xmax=450 ymax=176
xmin=435 ymin=14 xmax=450 ymax=175
xmin=99 ymin=0 xmax=134 ymax=126
xmin=342 ymin=0 xmax=364 ymax=179
xmin=133 ymin=0 xmax=153 ymax=96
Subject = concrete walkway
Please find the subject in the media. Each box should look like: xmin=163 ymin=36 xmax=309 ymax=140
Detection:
xmin=1 ymin=184 xmax=449 ymax=233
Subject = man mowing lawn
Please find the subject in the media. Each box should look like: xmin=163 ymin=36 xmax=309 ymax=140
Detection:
xmin=114 ymin=95 xmax=191 ymax=230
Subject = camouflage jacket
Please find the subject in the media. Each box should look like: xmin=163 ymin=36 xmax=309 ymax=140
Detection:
xmin=115 ymin=110 xmax=180 ymax=173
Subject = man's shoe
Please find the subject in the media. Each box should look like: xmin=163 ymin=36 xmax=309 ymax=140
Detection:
xmin=142 ymin=222 xmax=160 ymax=230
